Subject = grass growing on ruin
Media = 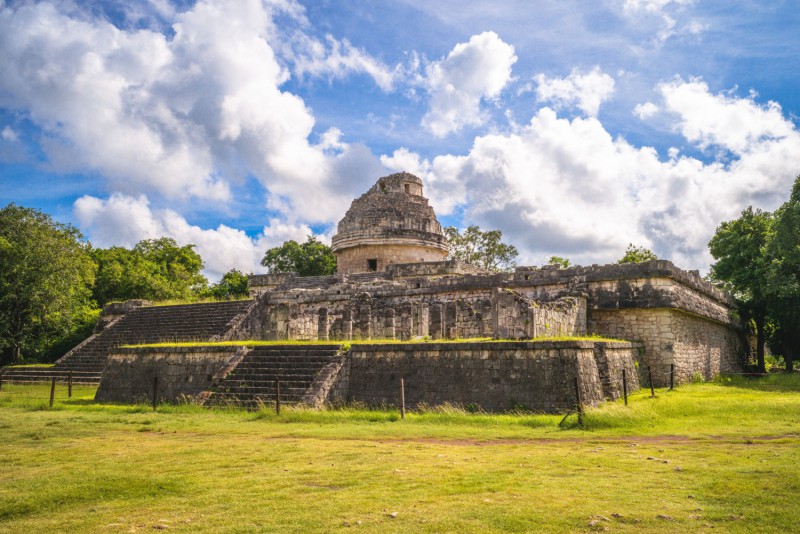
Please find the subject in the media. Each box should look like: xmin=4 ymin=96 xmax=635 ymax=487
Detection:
xmin=104 ymin=296 xmax=252 ymax=308
xmin=150 ymin=296 xmax=252 ymax=307
xmin=1 ymin=378 xmax=799 ymax=533
xmin=124 ymin=334 xmax=630 ymax=349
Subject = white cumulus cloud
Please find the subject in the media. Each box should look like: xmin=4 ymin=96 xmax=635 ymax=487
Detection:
xmin=633 ymin=102 xmax=660 ymax=119
xmin=1 ymin=126 xmax=18 ymax=142
xmin=383 ymin=79 xmax=800 ymax=271
xmin=0 ymin=0 xmax=385 ymax=223
xmin=660 ymin=78 xmax=796 ymax=154
xmin=534 ymin=67 xmax=615 ymax=117
xmin=74 ymin=193 xmax=315 ymax=280
xmin=622 ymin=0 xmax=703 ymax=44
xmin=288 ymin=34 xmax=399 ymax=91
xmin=420 ymin=31 xmax=517 ymax=137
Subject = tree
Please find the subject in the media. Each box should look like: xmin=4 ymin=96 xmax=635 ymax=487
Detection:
xmin=708 ymin=207 xmax=774 ymax=372
xmin=92 ymin=238 xmax=208 ymax=305
xmin=209 ymin=269 xmax=250 ymax=300
xmin=765 ymin=176 xmax=800 ymax=372
xmin=547 ymin=256 xmax=571 ymax=269
xmin=444 ymin=225 xmax=519 ymax=271
xmin=618 ymin=243 xmax=658 ymax=264
xmin=261 ymin=236 xmax=336 ymax=276
xmin=0 ymin=204 xmax=96 ymax=364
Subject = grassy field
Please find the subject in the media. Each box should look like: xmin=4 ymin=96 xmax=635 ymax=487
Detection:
xmin=0 ymin=376 xmax=798 ymax=533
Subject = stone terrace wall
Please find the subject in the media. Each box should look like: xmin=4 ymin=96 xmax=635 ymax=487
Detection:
xmin=230 ymin=288 xmax=584 ymax=343
xmin=343 ymin=341 xmax=642 ymax=412
xmin=95 ymin=347 xmax=239 ymax=403
xmin=589 ymin=309 xmax=745 ymax=386
xmin=237 ymin=260 xmax=743 ymax=383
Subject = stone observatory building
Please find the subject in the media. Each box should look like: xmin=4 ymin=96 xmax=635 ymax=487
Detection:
xmin=20 ymin=171 xmax=748 ymax=412
xmin=331 ymin=172 xmax=448 ymax=274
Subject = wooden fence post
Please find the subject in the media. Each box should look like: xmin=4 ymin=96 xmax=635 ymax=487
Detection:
xmin=152 ymin=376 xmax=158 ymax=411
xmin=669 ymin=364 xmax=675 ymax=391
xmin=68 ymin=371 xmax=73 ymax=398
xmin=49 ymin=377 xmax=56 ymax=408
xmin=275 ymin=379 xmax=281 ymax=415
xmin=622 ymin=368 xmax=628 ymax=406
xmin=400 ymin=378 xmax=406 ymax=420
xmin=574 ymin=376 xmax=584 ymax=427
xmin=648 ymin=366 xmax=655 ymax=397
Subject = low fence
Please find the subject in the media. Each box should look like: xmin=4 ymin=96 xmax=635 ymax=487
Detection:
xmin=0 ymin=378 xmax=98 ymax=407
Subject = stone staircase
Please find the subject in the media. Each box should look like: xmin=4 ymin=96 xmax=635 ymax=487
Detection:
xmin=0 ymin=300 xmax=254 ymax=385
xmin=206 ymin=345 xmax=341 ymax=408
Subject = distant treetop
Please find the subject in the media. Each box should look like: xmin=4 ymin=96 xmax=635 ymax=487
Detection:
xmin=617 ymin=244 xmax=658 ymax=264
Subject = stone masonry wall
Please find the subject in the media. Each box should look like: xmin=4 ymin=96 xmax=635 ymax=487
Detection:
xmin=592 ymin=342 xmax=641 ymax=400
xmin=236 ymin=260 xmax=743 ymax=384
xmin=344 ymin=341 xmax=642 ymax=412
xmin=95 ymin=347 xmax=238 ymax=403
xmin=335 ymin=243 xmax=447 ymax=275
xmin=231 ymin=289 xmax=584 ymax=343
xmin=588 ymin=308 xmax=745 ymax=386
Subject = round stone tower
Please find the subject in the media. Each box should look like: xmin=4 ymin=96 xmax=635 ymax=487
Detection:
xmin=331 ymin=172 xmax=449 ymax=274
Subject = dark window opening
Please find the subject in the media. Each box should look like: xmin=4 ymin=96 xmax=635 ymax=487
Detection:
xmin=404 ymin=184 xmax=410 ymax=194
xmin=367 ymin=259 xmax=378 ymax=271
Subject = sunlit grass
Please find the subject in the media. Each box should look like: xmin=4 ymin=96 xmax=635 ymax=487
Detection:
xmin=1 ymin=363 xmax=55 ymax=368
xmin=1 ymin=377 xmax=798 ymax=532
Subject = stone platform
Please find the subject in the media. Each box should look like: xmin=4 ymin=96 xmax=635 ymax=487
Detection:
xmin=94 ymin=340 xmax=642 ymax=413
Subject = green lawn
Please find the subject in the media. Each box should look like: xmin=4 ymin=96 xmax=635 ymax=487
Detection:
xmin=0 ymin=376 xmax=799 ymax=533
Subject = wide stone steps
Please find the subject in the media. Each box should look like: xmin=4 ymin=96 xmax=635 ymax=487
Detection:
xmin=53 ymin=300 xmax=253 ymax=376
xmin=206 ymin=345 xmax=340 ymax=407
xmin=237 ymin=366 xmax=327 ymax=376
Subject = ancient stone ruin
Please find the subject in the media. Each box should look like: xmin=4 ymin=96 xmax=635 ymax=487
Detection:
xmin=331 ymin=172 xmax=449 ymax=274
xmin=13 ymin=172 xmax=747 ymax=411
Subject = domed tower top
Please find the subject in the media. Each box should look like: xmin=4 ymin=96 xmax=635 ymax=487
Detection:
xmin=331 ymin=172 xmax=449 ymax=274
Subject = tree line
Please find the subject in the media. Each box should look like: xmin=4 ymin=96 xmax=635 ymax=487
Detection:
xmin=0 ymin=205 xmax=250 ymax=365
xmin=708 ymin=175 xmax=800 ymax=373
xmin=3 ymin=173 xmax=797 ymax=368
xmin=0 ymin=202 xmax=660 ymax=365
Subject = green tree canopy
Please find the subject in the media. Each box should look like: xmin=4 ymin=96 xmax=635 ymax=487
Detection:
xmin=765 ymin=176 xmax=800 ymax=371
xmin=0 ymin=204 xmax=96 ymax=364
xmin=444 ymin=225 xmax=519 ymax=272
xmin=209 ymin=269 xmax=250 ymax=300
xmin=617 ymin=244 xmax=658 ymax=264
xmin=261 ymin=236 xmax=336 ymax=276
xmin=708 ymin=207 xmax=774 ymax=372
xmin=547 ymin=256 xmax=571 ymax=269
xmin=92 ymin=238 xmax=207 ymax=306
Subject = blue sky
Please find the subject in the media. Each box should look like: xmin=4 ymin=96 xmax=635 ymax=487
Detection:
xmin=1 ymin=0 xmax=799 ymax=279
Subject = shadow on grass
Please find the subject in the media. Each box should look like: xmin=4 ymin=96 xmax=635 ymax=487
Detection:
xmin=717 ymin=372 xmax=800 ymax=392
